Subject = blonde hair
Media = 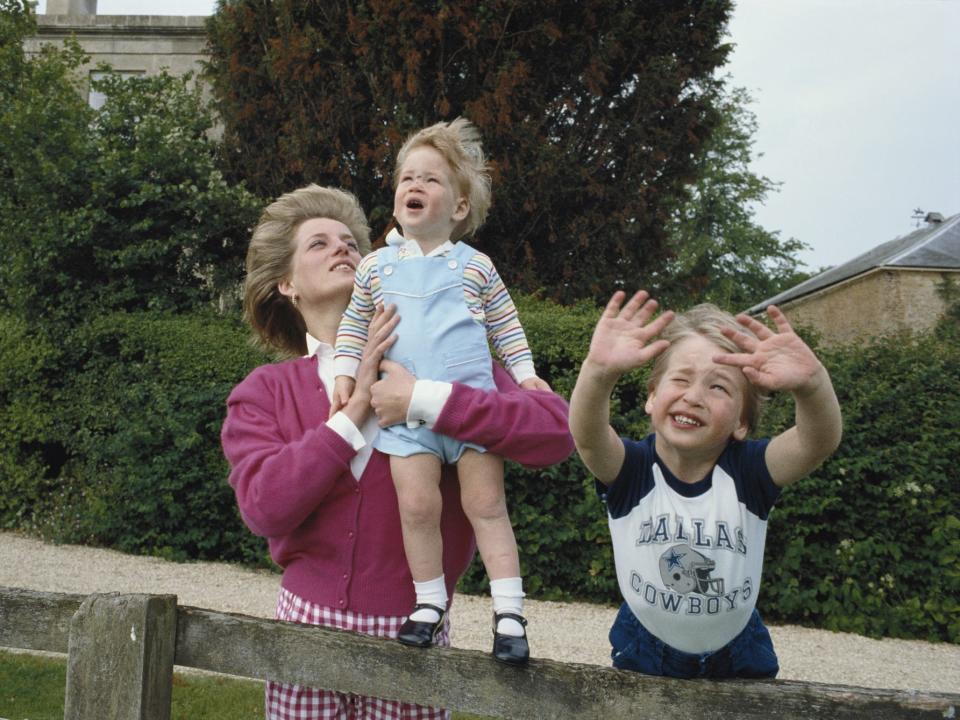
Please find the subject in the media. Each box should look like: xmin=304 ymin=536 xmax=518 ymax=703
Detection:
xmin=243 ymin=184 xmax=371 ymax=356
xmin=394 ymin=117 xmax=492 ymax=239
xmin=647 ymin=304 xmax=766 ymax=433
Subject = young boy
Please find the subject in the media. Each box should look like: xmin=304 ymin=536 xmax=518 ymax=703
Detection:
xmin=569 ymin=290 xmax=842 ymax=678
xmin=332 ymin=118 xmax=549 ymax=665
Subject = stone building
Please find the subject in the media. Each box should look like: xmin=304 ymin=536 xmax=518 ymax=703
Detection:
xmin=748 ymin=212 xmax=960 ymax=346
xmin=22 ymin=0 xmax=207 ymax=107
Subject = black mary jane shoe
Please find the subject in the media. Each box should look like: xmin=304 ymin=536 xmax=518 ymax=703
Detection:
xmin=397 ymin=604 xmax=446 ymax=648
xmin=492 ymin=611 xmax=529 ymax=666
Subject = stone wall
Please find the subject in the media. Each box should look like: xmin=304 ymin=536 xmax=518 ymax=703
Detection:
xmin=777 ymin=268 xmax=957 ymax=346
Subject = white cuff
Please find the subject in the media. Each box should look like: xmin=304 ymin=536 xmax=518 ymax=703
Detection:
xmin=333 ymin=356 xmax=360 ymax=379
xmin=406 ymin=379 xmax=453 ymax=429
xmin=509 ymin=360 xmax=537 ymax=385
xmin=327 ymin=411 xmax=366 ymax=451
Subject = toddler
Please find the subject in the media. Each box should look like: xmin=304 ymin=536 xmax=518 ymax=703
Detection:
xmin=333 ymin=118 xmax=549 ymax=666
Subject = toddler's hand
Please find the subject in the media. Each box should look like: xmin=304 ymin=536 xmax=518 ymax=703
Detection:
xmin=520 ymin=376 xmax=551 ymax=392
xmin=329 ymin=376 xmax=356 ymax=418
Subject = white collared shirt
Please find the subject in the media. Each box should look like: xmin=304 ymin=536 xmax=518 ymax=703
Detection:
xmin=386 ymin=226 xmax=454 ymax=260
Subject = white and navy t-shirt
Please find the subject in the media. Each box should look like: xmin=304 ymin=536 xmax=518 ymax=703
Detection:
xmin=600 ymin=434 xmax=781 ymax=654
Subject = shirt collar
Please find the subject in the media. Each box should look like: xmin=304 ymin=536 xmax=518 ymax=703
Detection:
xmin=305 ymin=333 xmax=335 ymax=360
xmin=403 ymin=238 xmax=454 ymax=257
xmin=387 ymin=228 xmax=455 ymax=257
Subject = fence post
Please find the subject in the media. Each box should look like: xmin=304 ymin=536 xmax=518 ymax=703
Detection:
xmin=63 ymin=593 xmax=177 ymax=720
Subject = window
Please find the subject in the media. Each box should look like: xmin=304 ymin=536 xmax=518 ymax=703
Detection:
xmin=87 ymin=70 xmax=145 ymax=109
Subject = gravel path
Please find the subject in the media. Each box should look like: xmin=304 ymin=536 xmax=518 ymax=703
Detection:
xmin=1 ymin=531 xmax=957 ymax=694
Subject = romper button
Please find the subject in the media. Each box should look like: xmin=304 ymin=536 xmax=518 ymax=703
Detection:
xmin=383 ymin=265 xmax=394 ymax=276
xmin=343 ymin=573 xmax=348 ymax=580
xmin=447 ymin=259 xmax=458 ymax=270
xmin=339 ymin=599 xmax=345 ymax=607
xmin=348 ymin=531 xmax=354 ymax=538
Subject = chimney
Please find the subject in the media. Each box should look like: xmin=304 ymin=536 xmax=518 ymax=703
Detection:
xmin=45 ymin=0 xmax=97 ymax=14
xmin=924 ymin=212 xmax=945 ymax=225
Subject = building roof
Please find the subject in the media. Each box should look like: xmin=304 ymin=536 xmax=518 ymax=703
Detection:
xmin=748 ymin=212 xmax=960 ymax=313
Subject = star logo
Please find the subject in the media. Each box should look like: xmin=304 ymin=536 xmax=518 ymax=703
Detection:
xmin=664 ymin=548 xmax=686 ymax=571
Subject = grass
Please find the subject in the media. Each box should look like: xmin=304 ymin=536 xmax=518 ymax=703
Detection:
xmin=0 ymin=650 xmax=264 ymax=720
xmin=0 ymin=650 xmax=491 ymax=719
xmin=0 ymin=651 xmax=65 ymax=720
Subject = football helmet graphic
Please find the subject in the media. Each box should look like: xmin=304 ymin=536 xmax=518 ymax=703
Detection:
xmin=658 ymin=544 xmax=725 ymax=595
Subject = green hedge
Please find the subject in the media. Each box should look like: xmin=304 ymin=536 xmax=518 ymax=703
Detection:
xmin=1 ymin=300 xmax=957 ymax=642
xmin=757 ymin=323 xmax=960 ymax=642
xmin=0 ymin=311 xmax=271 ymax=566
xmin=0 ymin=315 xmax=58 ymax=527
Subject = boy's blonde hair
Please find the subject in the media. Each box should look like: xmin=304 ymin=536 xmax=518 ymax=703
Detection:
xmin=394 ymin=117 xmax=492 ymax=239
xmin=243 ymin=184 xmax=371 ymax=356
xmin=647 ymin=304 xmax=766 ymax=433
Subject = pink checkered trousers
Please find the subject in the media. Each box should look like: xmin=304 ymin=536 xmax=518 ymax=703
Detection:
xmin=265 ymin=587 xmax=452 ymax=720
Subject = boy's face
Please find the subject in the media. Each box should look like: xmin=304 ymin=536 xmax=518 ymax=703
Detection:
xmin=393 ymin=146 xmax=469 ymax=246
xmin=645 ymin=334 xmax=750 ymax=464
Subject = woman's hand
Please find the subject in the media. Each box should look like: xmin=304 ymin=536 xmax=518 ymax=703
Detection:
xmin=370 ymin=360 xmax=416 ymax=427
xmin=339 ymin=304 xmax=399 ymax=427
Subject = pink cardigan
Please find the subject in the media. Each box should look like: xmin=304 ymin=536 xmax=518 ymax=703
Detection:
xmin=221 ymin=356 xmax=573 ymax=616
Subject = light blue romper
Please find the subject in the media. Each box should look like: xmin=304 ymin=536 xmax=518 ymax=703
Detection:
xmin=373 ymin=241 xmax=495 ymax=463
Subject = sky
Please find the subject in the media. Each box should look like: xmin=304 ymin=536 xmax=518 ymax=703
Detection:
xmin=34 ymin=0 xmax=960 ymax=272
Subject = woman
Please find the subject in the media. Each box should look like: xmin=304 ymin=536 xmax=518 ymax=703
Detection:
xmin=221 ymin=184 xmax=573 ymax=719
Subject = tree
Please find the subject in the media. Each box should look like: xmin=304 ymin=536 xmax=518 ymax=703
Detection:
xmin=654 ymin=83 xmax=811 ymax=311
xmin=0 ymin=2 xmax=266 ymax=557
xmin=205 ymin=0 xmax=733 ymax=301
xmin=0 ymin=2 xmax=96 ymax=325
xmin=0 ymin=0 xmax=262 ymax=328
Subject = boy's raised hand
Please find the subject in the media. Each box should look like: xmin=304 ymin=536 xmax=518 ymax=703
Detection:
xmin=571 ymin=290 xmax=672 ymax=484
xmin=586 ymin=290 xmax=674 ymax=379
xmin=716 ymin=305 xmax=842 ymax=487
xmin=713 ymin=305 xmax=826 ymax=395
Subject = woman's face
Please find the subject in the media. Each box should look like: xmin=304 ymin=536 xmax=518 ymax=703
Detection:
xmin=281 ymin=217 xmax=362 ymax=309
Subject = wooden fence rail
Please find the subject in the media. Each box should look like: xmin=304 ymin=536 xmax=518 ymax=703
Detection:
xmin=1 ymin=586 xmax=957 ymax=720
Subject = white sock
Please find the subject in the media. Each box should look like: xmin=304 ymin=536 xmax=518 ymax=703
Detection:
xmin=490 ymin=576 xmax=526 ymax=637
xmin=410 ymin=575 xmax=447 ymax=623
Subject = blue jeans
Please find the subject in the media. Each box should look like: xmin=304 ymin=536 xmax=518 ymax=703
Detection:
xmin=609 ymin=602 xmax=779 ymax=679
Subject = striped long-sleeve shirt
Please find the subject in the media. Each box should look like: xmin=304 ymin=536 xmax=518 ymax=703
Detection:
xmin=335 ymin=239 xmax=536 ymax=383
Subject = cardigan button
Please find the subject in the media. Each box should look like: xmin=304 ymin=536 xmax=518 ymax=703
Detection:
xmin=383 ymin=264 xmax=394 ymax=276
xmin=447 ymin=259 xmax=458 ymax=270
